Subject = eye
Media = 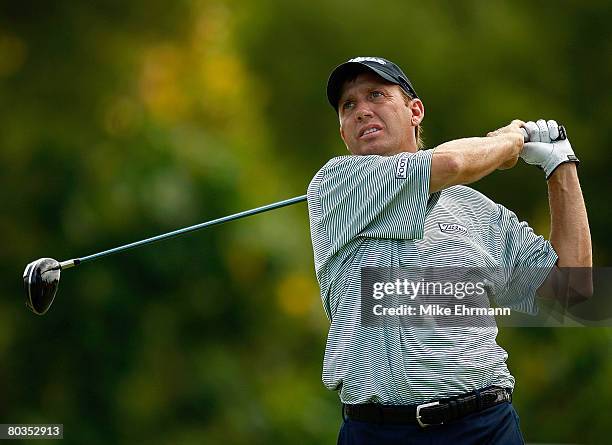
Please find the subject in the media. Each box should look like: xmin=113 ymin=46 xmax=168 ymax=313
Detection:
xmin=342 ymin=100 xmax=355 ymax=111
xmin=370 ymin=90 xmax=384 ymax=99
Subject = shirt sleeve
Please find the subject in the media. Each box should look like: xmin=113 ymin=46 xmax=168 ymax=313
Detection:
xmin=491 ymin=203 xmax=558 ymax=314
xmin=308 ymin=149 xmax=434 ymax=267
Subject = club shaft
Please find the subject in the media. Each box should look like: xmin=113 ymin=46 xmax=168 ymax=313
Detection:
xmin=60 ymin=195 xmax=307 ymax=269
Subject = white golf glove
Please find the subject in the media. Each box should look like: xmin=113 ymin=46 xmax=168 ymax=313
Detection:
xmin=519 ymin=119 xmax=579 ymax=179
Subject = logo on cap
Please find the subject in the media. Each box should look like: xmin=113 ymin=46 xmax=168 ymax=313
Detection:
xmin=348 ymin=57 xmax=387 ymax=65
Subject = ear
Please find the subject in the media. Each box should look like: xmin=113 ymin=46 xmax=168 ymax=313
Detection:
xmin=408 ymin=98 xmax=425 ymax=126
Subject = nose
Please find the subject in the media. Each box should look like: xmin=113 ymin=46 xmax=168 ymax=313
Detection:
xmin=355 ymin=102 xmax=373 ymax=121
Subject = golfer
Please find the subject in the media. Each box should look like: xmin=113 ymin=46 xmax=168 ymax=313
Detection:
xmin=307 ymin=57 xmax=591 ymax=444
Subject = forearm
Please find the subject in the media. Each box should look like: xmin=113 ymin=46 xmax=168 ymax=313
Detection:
xmin=430 ymin=133 xmax=522 ymax=192
xmin=540 ymin=163 xmax=593 ymax=301
xmin=548 ymin=163 xmax=592 ymax=267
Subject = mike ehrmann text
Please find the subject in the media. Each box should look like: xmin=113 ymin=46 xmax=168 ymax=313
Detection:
xmin=372 ymin=304 xmax=512 ymax=317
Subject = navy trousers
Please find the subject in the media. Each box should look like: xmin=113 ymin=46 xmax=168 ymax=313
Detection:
xmin=337 ymin=402 xmax=525 ymax=445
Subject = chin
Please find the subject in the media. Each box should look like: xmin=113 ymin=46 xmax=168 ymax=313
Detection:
xmin=354 ymin=143 xmax=394 ymax=156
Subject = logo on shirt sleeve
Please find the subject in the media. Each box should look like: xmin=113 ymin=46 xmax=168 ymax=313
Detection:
xmin=395 ymin=154 xmax=409 ymax=179
xmin=438 ymin=222 xmax=469 ymax=236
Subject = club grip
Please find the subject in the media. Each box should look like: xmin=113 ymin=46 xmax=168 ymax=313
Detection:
xmin=520 ymin=128 xmax=528 ymax=142
xmin=520 ymin=124 xmax=566 ymax=143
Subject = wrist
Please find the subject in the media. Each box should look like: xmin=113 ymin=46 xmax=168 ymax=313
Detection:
xmin=547 ymin=162 xmax=578 ymax=184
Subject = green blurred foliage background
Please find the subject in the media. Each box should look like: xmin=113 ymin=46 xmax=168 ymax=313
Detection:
xmin=1 ymin=0 xmax=611 ymax=443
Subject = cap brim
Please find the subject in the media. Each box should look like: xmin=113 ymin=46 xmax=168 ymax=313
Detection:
xmin=326 ymin=62 xmax=398 ymax=111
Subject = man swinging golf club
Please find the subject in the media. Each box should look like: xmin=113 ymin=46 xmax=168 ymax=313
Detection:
xmin=20 ymin=53 xmax=592 ymax=445
xmin=307 ymin=56 xmax=591 ymax=444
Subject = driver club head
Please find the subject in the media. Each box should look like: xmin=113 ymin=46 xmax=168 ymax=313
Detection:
xmin=23 ymin=258 xmax=61 ymax=315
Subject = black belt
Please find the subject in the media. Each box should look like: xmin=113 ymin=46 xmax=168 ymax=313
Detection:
xmin=343 ymin=386 xmax=511 ymax=428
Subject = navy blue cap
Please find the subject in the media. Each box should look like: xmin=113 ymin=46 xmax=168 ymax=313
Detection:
xmin=327 ymin=57 xmax=419 ymax=112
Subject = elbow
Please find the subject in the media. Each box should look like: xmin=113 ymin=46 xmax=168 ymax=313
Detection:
xmin=429 ymin=150 xmax=463 ymax=193
xmin=568 ymin=285 xmax=593 ymax=306
xmin=433 ymin=152 xmax=463 ymax=190
xmin=572 ymin=275 xmax=594 ymax=301
xmin=446 ymin=154 xmax=463 ymax=179
xmin=548 ymin=264 xmax=593 ymax=305
xmin=563 ymin=267 xmax=594 ymax=305
xmin=554 ymin=243 xmax=593 ymax=302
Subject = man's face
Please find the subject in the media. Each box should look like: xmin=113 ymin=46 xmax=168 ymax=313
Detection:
xmin=338 ymin=72 xmax=422 ymax=156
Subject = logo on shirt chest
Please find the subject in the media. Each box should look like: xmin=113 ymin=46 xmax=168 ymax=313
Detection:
xmin=438 ymin=222 xmax=469 ymax=236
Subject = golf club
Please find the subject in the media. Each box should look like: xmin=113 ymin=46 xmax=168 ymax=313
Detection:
xmin=22 ymin=127 xmax=546 ymax=316
xmin=23 ymin=194 xmax=307 ymax=315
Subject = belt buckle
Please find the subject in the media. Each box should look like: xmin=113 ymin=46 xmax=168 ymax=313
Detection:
xmin=416 ymin=401 xmax=441 ymax=428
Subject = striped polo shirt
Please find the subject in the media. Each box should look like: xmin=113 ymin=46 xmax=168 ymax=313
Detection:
xmin=307 ymin=149 xmax=558 ymax=405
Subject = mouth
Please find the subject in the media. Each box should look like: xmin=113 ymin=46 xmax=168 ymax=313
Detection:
xmin=359 ymin=125 xmax=383 ymax=139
